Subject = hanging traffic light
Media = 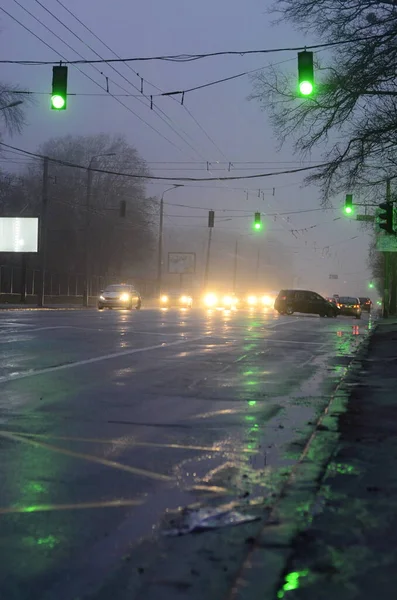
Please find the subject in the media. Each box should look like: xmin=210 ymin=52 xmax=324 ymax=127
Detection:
xmin=253 ymin=212 xmax=262 ymax=231
xmin=51 ymin=65 xmax=68 ymax=110
xmin=378 ymin=201 xmax=394 ymax=234
xmin=298 ymin=51 xmax=314 ymax=97
xmin=344 ymin=194 xmax=353 ymax=215
xmin=208 ymin=210 xmax=215 ymax=228
xmin=368 ymin=282 xmax=374 ymax=289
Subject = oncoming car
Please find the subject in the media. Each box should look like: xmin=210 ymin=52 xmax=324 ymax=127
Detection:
xmin=160 ymin=292 xmax=193 ymax=308
xmin=202 ymin=292 xmax=238 ymax=310
xmin=98 ymin=284 xmax=142 ymax=310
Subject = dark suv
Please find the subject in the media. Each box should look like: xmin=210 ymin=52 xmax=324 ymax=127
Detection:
xmin=275 ymin=289 xmax=339 ymax=317
xmin=359 ymin=297 xmax=372 ymax=313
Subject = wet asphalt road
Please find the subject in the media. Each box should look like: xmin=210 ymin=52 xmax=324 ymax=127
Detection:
xmin=0 ymin=307 xmax=371 ymax=600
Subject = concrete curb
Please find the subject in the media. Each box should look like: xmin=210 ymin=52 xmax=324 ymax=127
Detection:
xmin=228 ymin=324 xmax=375 ymax=599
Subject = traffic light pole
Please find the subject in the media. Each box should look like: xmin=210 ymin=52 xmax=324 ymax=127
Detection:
xmin=204 ymin=227 xmax=213 ymax=289
xmin=233 ymin=239 xmax=238 ymax=292
xmin=383 ymin=179 xmax=392 ymax=318
xmin=37 ymin=157 xmax=49 ymax=307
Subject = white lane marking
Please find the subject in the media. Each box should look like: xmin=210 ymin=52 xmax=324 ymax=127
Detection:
xmin=0 ymin=336 xmax=204 ymax=384
xmin=1 ymin=325 xmax=187 ymax=336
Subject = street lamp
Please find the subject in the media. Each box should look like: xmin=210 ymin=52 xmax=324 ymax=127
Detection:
xmin=157 ymin=185 xmax=183 ymax=294
xmin=83 ymin=152 xmax=116 ymax=307
xmin=0 ymin=100 xmax=23 ymax=111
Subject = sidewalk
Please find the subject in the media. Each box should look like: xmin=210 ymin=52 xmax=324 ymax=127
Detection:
xmin=273 ymin=319 xmax=397 ymax=599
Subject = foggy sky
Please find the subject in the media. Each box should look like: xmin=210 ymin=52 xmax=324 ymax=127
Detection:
xmin=0 ymin=0 xmax=374 ymax=298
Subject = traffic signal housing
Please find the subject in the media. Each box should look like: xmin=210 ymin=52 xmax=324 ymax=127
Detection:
xmin=254 ymin=212 xmax=262 ymax=231
xmin=208 ymin=210 xmax=215 ymax=228
xmin=51 ymin=66 xmax=68 ymax=110
xmin=298 ymin=51 xmax=314 ymax=97
xmin=378 ymin=202 xmax=394 ymax=234
xmin=344 ymin=194 xmax=353 ymax=215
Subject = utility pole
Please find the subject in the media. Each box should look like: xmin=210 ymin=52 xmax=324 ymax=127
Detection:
xmin=383 ymin=178 xmax=391 ymax=318
xmin=204 ymin=227 xmax=213 ymax=288
xmin=83 ymin=152 xmax=116 ymax=307
xmin=157 ymin=196 xmax=164 ymax=294
xmin=37 ymin=157 xmax=49 ymax=307
xmin=83 ymin=166 xmax=93 ymax=307
xmin=255 ymin=247 xmax=260 ymax=280
xmin=233 ymin=239 xmax=238 ymax=292
xmin=157 ymin=185 xmax=182 ymax=294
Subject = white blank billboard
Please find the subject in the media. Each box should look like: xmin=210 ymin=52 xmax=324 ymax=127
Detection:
xmin=0 ymin=217 xmax=39 ymax=253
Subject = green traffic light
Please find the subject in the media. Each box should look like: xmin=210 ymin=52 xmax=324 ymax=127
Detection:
xmin=254 ymin=222 xmax=262 ymax=230
xmin=51 ymin=94 xmax=66 ymax=110
xmin=344 ymin=206 xmax=353 ymax=215
xmin=369 ymin=282 xmax=374 ymax=289
xmin=299 ymin=81 xmax=313 ymax=96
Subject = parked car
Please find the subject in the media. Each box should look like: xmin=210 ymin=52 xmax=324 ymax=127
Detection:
xmin=274 ymin=289 xmax=339 ymax=317
xmin=359 ymin=297 xmax=372 ymax=312
xmin=98 ymin=284 xmax=142 ymax=310
xmin=337 ymin=296 xmax=362 ymax=319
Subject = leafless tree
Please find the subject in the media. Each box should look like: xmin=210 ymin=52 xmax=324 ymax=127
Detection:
xmin=1 ymin=134 xmax=156 ymax=280
xmin=250 ymin=0 xmax=397 ymax=204
xmin=0 ymin=82 xmax=32 ymax=136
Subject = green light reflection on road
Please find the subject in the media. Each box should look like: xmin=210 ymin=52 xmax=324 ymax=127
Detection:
xmin=248 ymin=400 xmax=257 ymax=406
xmin=277 ymin=569 xmax=309 ymax=598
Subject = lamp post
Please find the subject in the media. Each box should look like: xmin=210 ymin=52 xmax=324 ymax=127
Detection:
xmin=83 ymin=153 xmax=116 ymax=307
xmin=157 ymin=185 xmax=183 ymax=294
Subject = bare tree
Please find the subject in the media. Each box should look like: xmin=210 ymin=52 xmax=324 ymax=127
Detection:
xmin=250 ymin=0 xmax=397 ymax=203
xmin=0 ymin=82 xmax=32 ymax=136
xmin=20 ymin=134 xmax=156 ymax=279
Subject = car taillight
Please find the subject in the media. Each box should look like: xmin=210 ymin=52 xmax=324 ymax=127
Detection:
xmin=281 ymin=295 xmax=287 ymax=300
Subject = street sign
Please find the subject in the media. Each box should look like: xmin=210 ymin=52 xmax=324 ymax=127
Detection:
xmin=329 ymin=274 xmax=338 ymax=280
xmin=356 ymin=214 xmax=375 ymax=222
xmin=376 ymin=235 xmax=397 ymax=252
xmin=168 ymin=252 xmax=196 ymax=274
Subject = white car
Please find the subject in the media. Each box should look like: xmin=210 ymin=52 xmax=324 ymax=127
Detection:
xmin=98 ymin=284 xmax=142 ymax=310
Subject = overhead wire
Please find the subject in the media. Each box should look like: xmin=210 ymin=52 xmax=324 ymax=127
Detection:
xmin=4 ymin=2 xmax=189 ymax=155
xmin=0 ymin=34 xmax=386 ymax=65
xmin=32 ymin=0 xmax=208 ymax=160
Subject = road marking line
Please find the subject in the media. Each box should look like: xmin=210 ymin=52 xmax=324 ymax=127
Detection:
xmin=0 ymin=336 xmax=204 ymax=383
xmin=0 ymin=498 xmax=143 ymax=515
xmin=0 ymin=431 xmax=173 ymax=482
xmin=4 ymin=431 xmax=254 ymax=453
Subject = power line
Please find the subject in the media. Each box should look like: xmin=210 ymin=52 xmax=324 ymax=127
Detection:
xmin=0 ymin=141 xmax=334 ymax=182
xmin=4 ymin=2 xmax=189 ymax=154
xmin=0 ymin=34 xmax=385 ymax=65
xmin=31 ymin=0 xmax=207 ymax=160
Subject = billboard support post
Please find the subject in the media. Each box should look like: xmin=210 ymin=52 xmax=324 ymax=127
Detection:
xmin=38 ymin=157 xmax=49 ymax=307
xmin=20 ymin=253 xmax=27 ymax=304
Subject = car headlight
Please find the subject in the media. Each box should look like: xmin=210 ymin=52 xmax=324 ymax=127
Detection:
xmin=262 ymin=295 xmax=272 ymax=306
xmin=180 ymin=295 xmax=188 ymax=303
xmin=99 ymin=295 xmax=105 ymax=301
xmin=223 ymin=295 xmax=233 ymax=306
xmin=160 ymin=295 xmax=169 ymax=303
xmin=204 ymin=293 xmax=217 ymax=307
xmin=120 ymin=293 xmax=130 ymax=301
xmin=247 ymin=295 xmax=257 ymax=305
